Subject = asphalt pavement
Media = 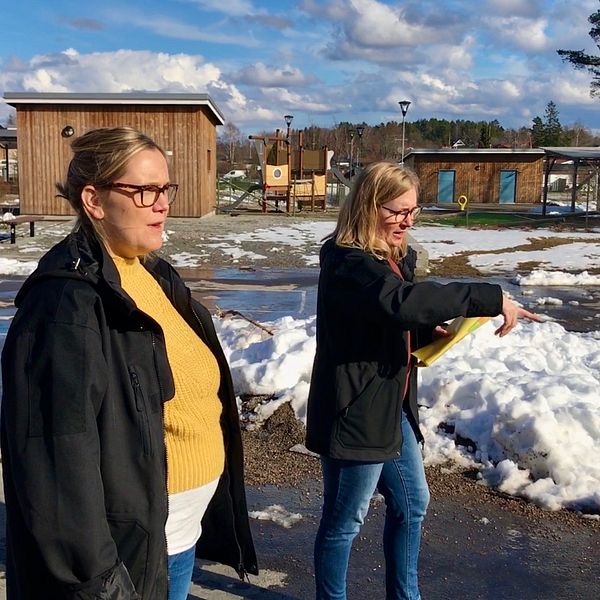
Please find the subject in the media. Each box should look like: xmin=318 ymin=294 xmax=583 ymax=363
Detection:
xmin=184 ymin=479 xmax=599 ymax=600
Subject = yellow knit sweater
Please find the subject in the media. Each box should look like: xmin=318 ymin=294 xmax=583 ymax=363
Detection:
xmin=114 ymin=256 xmax=225 ymax=494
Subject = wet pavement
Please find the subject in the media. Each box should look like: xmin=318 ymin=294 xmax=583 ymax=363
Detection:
xmin=177 ymin=268 xmax=600 ymax=334
xmin=0 ymin=471 xmax=598 ymax=599
xmin=1 ymin=264 xmax=599 ymax=334
xmin=186 ymin=479 xmax=600 ymax=599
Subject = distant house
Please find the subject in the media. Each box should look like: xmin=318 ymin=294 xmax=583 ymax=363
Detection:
xmin=404 ymin=148 xmax=546 ymax=205
xmin=3 ymin=92 xmax=225 ymax=217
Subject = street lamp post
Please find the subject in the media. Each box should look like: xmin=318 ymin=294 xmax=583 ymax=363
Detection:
xmin=283 ymin=115 xmax=294 ymax=212
xmin=284 ymin=114 xmax=294 ymax=138
xmin=349 ymin=129 xmax=355 ymax=179
xmin=355 ymin=125 xmax=364 ymax=176
xmin=398 ymin=100 xmax=411 ymax=165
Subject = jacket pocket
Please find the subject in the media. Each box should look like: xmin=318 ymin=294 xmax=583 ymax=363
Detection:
xmin=106 ymin=516 xmax=150 ymax=598
xmin=334 ymin=376 xmax=402 ymax=451
xmin=129 ymin=368 xmax=153 ymax=457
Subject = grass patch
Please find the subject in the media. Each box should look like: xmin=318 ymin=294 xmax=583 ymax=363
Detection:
xmin=421 ymin=210 xmax=600 ymax=230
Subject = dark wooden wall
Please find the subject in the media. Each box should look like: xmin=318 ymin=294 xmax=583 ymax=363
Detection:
xmin=15 ymin=104 xmax=219 ymax=217
xmin=408 ymin=154 xmax=543 ymax=204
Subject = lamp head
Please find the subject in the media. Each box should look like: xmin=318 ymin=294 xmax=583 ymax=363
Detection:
xmin=398 ymin=100 xmax=411 ymax=117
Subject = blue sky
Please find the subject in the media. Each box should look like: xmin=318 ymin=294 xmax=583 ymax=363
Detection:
xmin=2 ymin=0 xmax=600 ymax=135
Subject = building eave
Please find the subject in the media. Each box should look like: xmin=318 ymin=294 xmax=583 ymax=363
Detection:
xmin=3 ymin=92 xmax=225 ymax=125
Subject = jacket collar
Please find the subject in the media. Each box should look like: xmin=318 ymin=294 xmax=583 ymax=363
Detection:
xmin=16 ymin=227 xmax=136 ymax=310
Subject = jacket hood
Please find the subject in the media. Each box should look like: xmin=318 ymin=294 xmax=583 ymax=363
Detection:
xmin=15 ymin=228 xmax=119 ymax=308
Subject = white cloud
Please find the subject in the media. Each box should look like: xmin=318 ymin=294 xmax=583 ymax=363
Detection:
xmin=483 ymin=16 xmax=550 ymax=52
xmin=0 ymin=48 xmax=277 ymax=126
xmin=260 ymin=87 xmax=336 ymax=113
xmin=184 ymin=0 xmax=255 ymax=16
xmin=105 ymin=10 xmax=257 ymax=46
xmin=345 ymin=0 xmax=439 ymax=48
xmin=231 ymin=63 xmax=315 ymax=87
xmin=484 ymin=0 xmax=544 ymax=18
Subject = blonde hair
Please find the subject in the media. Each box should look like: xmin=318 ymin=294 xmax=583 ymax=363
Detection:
xmin=329 ymin=161 xmax=420 ymax=260
xmin=56 ymin=127 xmax=165 ymax=236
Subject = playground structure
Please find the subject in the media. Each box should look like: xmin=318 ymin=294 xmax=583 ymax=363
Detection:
xmin=249 ymin=129 xmax=334 ymax=213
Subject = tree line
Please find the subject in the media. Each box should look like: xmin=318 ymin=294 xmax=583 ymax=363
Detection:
xmin=218 ymin=103 xmax=600 ymax=171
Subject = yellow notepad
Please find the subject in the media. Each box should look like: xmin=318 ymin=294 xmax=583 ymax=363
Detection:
xmin=411 ymin=316 xmax=492 ymax=367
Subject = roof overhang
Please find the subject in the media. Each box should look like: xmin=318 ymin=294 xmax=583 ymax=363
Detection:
xmin=3 ymin=92 xmax=225 ymax=125
xmin=541 ymin=147 xmax=600 ymax=162
xmin=405 ymin=148 xmax=546 ymax=158
xmin=0 ymin=127 xmax=17 ymax=149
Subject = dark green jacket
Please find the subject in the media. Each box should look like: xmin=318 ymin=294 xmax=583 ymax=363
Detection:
xmin=1 ymin=229 xmax=257 ymax=599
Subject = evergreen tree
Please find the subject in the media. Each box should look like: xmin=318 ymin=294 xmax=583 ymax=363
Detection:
xmin=543 ymin=101 xmax=563 ymax=145
xmin=531 ymin=117 xmax=545 ymax=146
xmin=479 ymin=124 xmax=491 ymax=148
xmin=557 ymin=9 xmax=600 ymax=96
xmin=530 ymin=102 xmax=563 ymax=146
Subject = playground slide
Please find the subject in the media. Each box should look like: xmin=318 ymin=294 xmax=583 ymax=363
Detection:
xmin=217 ymin=183 xmax=262 ymax=213
xmin=330 ymin=165 xmax=352 ymax=188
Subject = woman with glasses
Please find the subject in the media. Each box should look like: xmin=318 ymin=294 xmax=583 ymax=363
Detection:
xmin=306 ymin=161 xmax=540 ymax=600
xmin=1 ymin=127 xmax=257 ymax=599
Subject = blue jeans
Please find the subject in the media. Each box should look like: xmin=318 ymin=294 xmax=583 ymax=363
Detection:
xmin=168 ymin=545 xmax=195 ymax=600
xmin=314 ymin=411 xmax=430 ymax=600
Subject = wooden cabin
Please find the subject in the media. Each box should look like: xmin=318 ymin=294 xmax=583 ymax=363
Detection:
xmin=3 ymin=92 xmax=225 ymax=217
xmin=404 ymin=148 xmax=545 ymax=206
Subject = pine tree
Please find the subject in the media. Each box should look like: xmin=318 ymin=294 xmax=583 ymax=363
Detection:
xmin=543 ymin=101 xmax=563 ymax=145
xmin=557 ymin=9 xmax=600 ymax=96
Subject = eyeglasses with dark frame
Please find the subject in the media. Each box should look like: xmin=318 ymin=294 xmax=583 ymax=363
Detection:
xmin=380 ymin=205 xmax=422 ymax=223
xmin=103 ymin=182 xmax=179 ymax=207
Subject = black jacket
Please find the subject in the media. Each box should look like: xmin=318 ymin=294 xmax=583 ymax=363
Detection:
xmin=1 ymin=229 xmax=258 ymax=599
xmin=305 ymin=239 xmax=503 ymax=462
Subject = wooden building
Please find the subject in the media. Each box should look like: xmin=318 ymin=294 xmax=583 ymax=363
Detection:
xmin=404 ymin=148 xmax=545 ymax=206
xmin=3 ymin=92 xmax=225 ymax=217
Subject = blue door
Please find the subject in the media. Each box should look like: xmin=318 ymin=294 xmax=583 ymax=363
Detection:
xmin=499 ymin=170 xmax=517 ymax=204
xmin=437 ymin=170 xmax=455 ymax=203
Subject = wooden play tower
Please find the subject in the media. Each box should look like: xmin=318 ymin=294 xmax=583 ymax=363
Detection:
xmin=249 ymin=126 xmax=330 ymax=213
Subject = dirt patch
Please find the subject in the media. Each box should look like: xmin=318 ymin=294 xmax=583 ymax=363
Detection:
xmin=428 ymin=255 xmax=483 ymax=277
xmin=241 ymin=402 xmax=600 ymax=531
xmin=242 ymin=402 xmax=320 ymax=487
xmin=428 ymin=234 xmax=600 ymax=277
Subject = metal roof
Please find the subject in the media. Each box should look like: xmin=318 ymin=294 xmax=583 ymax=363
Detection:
xmin=0 ymin=127 xmax=17 ymax=148
xmin=405 ymin=148 xmax=545 ymax=157
xmin=3 ymin=92 xmax=225 ymax=125
xmin=540 ymin=147 xmax=600 ymax=161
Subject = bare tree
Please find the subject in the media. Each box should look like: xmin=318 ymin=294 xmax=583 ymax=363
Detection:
xmin=221 ymin=122 xmax=241 ymax=167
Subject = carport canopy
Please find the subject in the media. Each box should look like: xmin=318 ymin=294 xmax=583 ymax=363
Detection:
xmin=0 ymin=127 xmax=17 ymax=182
xmin=540 ymin=147 xmax=600 ymax=215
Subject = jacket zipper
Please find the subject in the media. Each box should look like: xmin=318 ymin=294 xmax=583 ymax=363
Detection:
xmin=187 ymin=290 xmax=248 ymax=579
xmin=150 ymin=331 xmax=171 ymax=593
xmin=129 ymin=369 xmax=152 ymax=456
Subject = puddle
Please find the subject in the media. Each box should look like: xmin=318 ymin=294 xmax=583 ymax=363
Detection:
xmin=0 ymin=270 xmax=598 ymax=333
xmin=181 ymin=267 xmax=319 ymax=322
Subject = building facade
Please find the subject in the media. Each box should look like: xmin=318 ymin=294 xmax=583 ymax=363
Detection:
xmin=404 ymin=148 xmax=545 ymax=205
xmin=4 ymin=92 xmax=225 ymax=217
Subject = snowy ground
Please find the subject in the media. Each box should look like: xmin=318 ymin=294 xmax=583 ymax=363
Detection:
xmin=1 ymin=212 xmax=599 ymax=514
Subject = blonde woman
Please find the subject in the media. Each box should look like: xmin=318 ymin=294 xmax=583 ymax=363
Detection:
xmin=1 ymin=127 xmax=257 ymax=599
xmin=306 ymin=161 xmax=539 ymax=600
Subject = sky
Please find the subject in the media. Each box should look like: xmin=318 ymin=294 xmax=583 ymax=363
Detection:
xmin=1 ymin=210 xmax=599 ymax=513
xmin=2 ymin=0 xmax=600 ymax=135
